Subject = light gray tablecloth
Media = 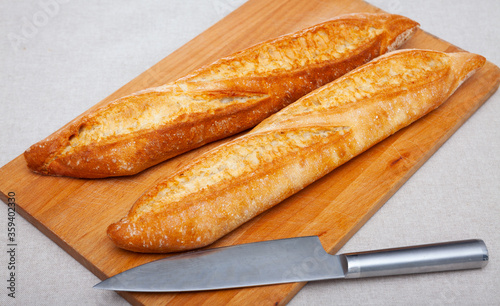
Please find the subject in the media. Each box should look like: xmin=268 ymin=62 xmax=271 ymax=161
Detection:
xmin=0 ymin=0 xmax=498 ymax=305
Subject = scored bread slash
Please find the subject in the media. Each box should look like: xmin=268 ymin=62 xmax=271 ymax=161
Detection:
xmin=24 ymin=13 xmax=419 ymax=178
xmin=107 ymin=49 xmax=485 ymax=253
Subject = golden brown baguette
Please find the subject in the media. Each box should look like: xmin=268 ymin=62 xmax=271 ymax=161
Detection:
xmin=107 ymin=49 xmax=485 ymax=253
xmin=24 ymin=13 xmax=419 ymax=178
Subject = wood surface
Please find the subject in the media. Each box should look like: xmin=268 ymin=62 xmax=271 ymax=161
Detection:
xmin=1 ymin=0 xmax=499 ymax=305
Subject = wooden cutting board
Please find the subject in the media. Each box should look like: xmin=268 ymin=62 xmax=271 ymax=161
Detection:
xmin=1 ymin=0 xmax=499 ymax=305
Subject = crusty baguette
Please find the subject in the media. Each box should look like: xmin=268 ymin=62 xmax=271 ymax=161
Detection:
xmin=107 ymin=49 xmax=485 ymax=253
xmin=24 ymin=13 xmax=419 ymax=178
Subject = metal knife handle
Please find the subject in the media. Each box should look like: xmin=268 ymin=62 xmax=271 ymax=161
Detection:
xmin=342 ymin=239 xmax=488 ymax=279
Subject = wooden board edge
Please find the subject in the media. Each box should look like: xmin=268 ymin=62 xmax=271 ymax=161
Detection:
xmin=0 ymin=178 xmax=143 ymax=305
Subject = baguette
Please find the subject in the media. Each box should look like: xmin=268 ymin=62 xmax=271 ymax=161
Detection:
xmin=24 ymin=13 xmax=418 ymax=178
xmin=107 ymin=49 xmax=485 ymax=253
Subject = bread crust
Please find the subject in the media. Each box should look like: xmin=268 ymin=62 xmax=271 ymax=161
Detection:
xmin=107 ymin=49 xmax=485 ymax=253
xmin=24 ymin=13 xmax=419 ymax=178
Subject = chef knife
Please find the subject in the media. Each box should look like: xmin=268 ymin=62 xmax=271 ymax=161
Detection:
xmin=94 ymin=236 xmax=488 ymax=292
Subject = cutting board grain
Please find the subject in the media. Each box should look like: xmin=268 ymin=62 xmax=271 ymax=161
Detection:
xmin=1 ymin=0 xmax=499 ymax=305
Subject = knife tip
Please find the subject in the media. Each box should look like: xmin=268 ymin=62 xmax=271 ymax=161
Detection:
xmin=93 ymin=281 xmax=111 ymax=290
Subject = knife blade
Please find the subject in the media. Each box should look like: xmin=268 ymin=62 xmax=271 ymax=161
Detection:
xmin=94 ymin=236 xmax=488 ymax=292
